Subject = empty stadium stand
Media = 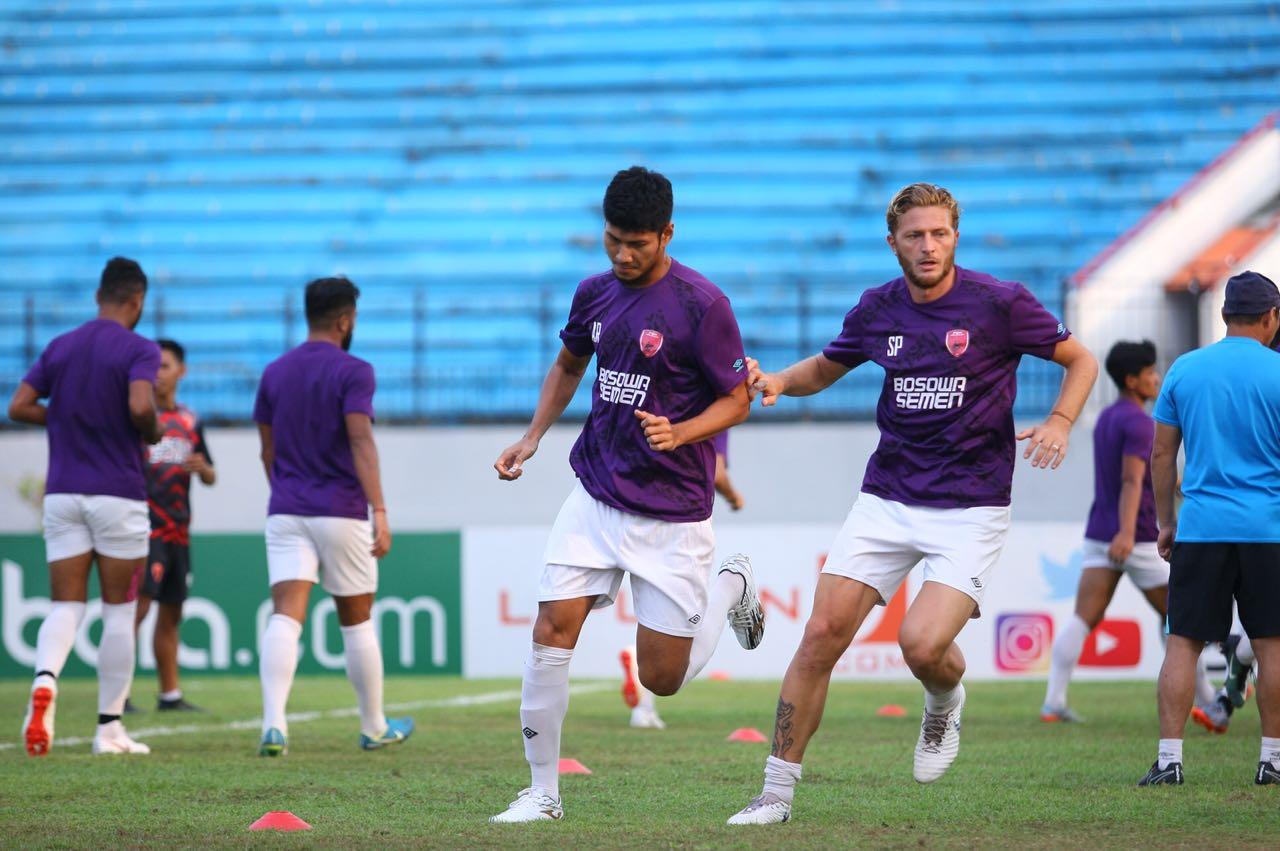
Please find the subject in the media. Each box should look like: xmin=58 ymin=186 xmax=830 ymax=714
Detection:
xmin=2 ymin=0 xmax=1277 ymax=420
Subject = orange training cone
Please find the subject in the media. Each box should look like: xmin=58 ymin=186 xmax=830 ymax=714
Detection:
xmin=249 ymin=811 xmax=311 ymax=832
xmin=727 ymin=727 xmax=769 ymax=743
xmin=707 ymin=670 xmax=732 ymax=681
xmin=558 ymin=758 xmax=592 ymax=774
xmin=876 ymin=704 xmax=906 ymax=717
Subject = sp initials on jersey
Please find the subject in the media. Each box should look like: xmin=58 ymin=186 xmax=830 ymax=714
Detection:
xmin=639 ymin=329 xmax=664 ymax=358
xmin=945 ymin=329 xmax=969 ymax=358
xmin=887 ymin=335 xmax=904 ymax=357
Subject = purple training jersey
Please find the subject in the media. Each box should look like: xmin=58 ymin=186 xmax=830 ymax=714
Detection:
xmin=22 ymin=319 xmax=161 ymax=501
xmin=253 ymin=341 xmax=376 ymax=520
xmin=1084 ymin=398 xmax=1158 ymax=543
xmin=822 ymin=267 xmax=1069 ymax=508
xmin=711 ymin=429 xmax=729 ymax=459
xmin=561 ymin=259 xmax=747 ymax=522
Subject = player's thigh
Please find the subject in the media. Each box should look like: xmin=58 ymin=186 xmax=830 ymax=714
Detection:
xmin=1167 ymin=542 xmax=1236 ymax=641
xmin=620 ymin=514 xmax=715 ymax=639
xmin=47 ymin=551 xmax=95 ymax=602
xmin=821 ymin=493 xmax=924 ymax=607
xmin=915 ymin=502 xmax=1011 ymax=618
xmin=1236 ymin=543 xmax=1280 ymax=640
xmin=532 ymin=596 xmax=599 ymax=649
xmin=96 ymin=553 xmax=144 ymax=604
xmin=899 ymin=580 xmax=980 ymax=658
xmin=42 ymin=494 xmax=93 ymax=565
xmin=270 ymin=580 xmax=314 ymax=623
xmin=1074 ymin=567 xmax=1123 ymax=626
xmin=308 ymin=517 xmax=377 ymax=597
xmin=801 ymin=572 xmax=884 ymax=655
xmin=332 ymin=593 xmax=375 ymax=627
xmin=266 ymin=514 xmax=321 ymax=588
xmin=84 ymin=496 xmax=149 ymax=563
xmin=634 ymin=623 xmax=694 ymax=685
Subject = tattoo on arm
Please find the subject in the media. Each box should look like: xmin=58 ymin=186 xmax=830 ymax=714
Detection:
xmin=771 ymin=698 xmax=796 ymax=759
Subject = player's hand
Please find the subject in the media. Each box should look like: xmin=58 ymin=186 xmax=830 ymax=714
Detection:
xmin=1108 ymin=531 xmax=1135 ymax=566
xmin=183 ymin=452 xmax=212 ymax=476
xmin=746 ymin=357 xmax=783 ymax=407
xmin=371 ymin=511 xmax=392 ymax=558
xmin=1157 ymin=525 xmax=1176 ymax=562
xmin=495 ymin=436 xmax=538 ymax=480
xmin=635 ymin=409 xmax=680 ymax=451
xmin=726 ymin=488 xmax=745 ymax=511
xmin=1016 ymin=417 xmax=1070 ymax=469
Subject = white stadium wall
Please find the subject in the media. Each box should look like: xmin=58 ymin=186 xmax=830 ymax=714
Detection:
xmin=1198 ymin=229 xmax=1280 ymax=346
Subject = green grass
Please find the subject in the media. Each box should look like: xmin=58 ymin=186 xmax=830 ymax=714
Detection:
xmin=1 ymin=675 xmax=1276 ymax=848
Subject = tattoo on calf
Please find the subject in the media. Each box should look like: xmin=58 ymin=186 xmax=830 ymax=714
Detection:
xmin=772 ymin=698 xmax=796 ymax=758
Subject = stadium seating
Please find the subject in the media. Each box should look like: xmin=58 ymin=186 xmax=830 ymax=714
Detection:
xmin=2 ymin=0 xmax=1277 ymax=420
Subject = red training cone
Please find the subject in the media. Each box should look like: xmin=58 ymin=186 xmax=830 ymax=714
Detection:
xmin=249 ymin=811 xmax=311 ymax=832
xmin=727 ymin=727 xmax=769 ymax=743
xmin=558 ymin=758 xmax=592 ymax=774
xmin=707 ymin=670 xmax=732 ymax=681
xmin=876 ymin=704 xmax=906 ymax=717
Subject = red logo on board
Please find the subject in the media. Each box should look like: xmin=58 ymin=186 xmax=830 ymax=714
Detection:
xmin=639 ymin=329 xmax=664 ymax=357
xmin=945 ymin=329 xmax=969 ymax=357
xmin=1079 ymin=619 xmax=1141 ymax=667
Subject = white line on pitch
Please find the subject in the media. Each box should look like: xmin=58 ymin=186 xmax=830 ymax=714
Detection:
xmin=1 ymin=682 xmax=609 ymax=752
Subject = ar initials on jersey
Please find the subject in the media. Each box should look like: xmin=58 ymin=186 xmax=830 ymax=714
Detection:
xmin=887 ymin=335 xmax=904 ymax=357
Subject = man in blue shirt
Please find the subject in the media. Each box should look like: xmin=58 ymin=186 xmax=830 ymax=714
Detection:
xmin=1141 ymin=271 xmax=1280 ymax=787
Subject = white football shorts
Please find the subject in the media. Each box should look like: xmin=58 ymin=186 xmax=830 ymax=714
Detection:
xmin=265 ymin=514 xmax=377 ymax=596
xmin=42 ymin=493 xmax=149 ymax=562
xmin=540 ymin=481 xmax=715 ymax=638
xmin=821 ymin=491 xmax=1011 ymax=616
xmin=1080 ymin=538 xmax=1168 ymax=590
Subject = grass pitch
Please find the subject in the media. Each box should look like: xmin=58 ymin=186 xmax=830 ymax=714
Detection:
xmin=1 ymin=675 xmax=1276 ymax=848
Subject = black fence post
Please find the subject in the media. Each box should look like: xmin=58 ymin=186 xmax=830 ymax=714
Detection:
xmin=283 ymin=291 xmax=294 ymax=350
xmin=413 ymin=288 xmax=426 ymax=418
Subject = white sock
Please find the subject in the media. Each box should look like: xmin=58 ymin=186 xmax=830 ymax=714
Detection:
xmin=1262 ymin=737 xmax=1280 ymax=769
xmin=1236 ymin=635 xmax=1256 ymax=667
xmin=341 ymin=620 xmax=386 ymax=738
xmin=1157 ymin=738 xmax=1183 ymax=769
xmin=924 ymin=683 xmax=962 ymax=713
xmin=34 ymin=601 xmax=87 ymax=684
xmin=762 ymin=755 xmax=802 ymax=805
xmin=637 ymin=687 xmax=656 ymax=712
xmin=681 ymin=569 xmax=744 ymax=688
xmin=1194 ymin=652 xmax=1215 ymax=707
xmin=160 ymin=689 xmax=182 ymax=702
xmin=520 ymin=642 xmax=573 ymax=799
xmin=1044 ymin=614 xmax=1090 ymax=710
xmin=260 ymin=613 xmax=302 ymax=736
xmin=97 ymin=602 xmax=137 ymax=716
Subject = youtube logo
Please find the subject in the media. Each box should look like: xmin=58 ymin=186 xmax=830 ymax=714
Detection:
xmin=1079 ymin=619 xmax=1141 ymax=667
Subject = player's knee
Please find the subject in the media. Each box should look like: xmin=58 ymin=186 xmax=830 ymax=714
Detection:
xmin=638 ymin=665 xmax=684 ymax=696
xmin=899 ymin=631 xmax=948 ymax=672
xmin=531 ymin=619 xmax=577 ymax=649
xmin=796 ymin=617 xmax=848 ymax=670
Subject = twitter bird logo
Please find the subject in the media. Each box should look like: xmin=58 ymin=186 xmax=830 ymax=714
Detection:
xmin=1040 ymin=549 xmax=1083 ymax=601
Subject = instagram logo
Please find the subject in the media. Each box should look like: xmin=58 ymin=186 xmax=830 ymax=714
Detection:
xmin=995 ymin=613 xmax=1054 ymax=673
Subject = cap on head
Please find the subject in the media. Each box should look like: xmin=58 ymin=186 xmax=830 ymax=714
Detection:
xmin=1223 ymin=271 xmax=1280 ymax=316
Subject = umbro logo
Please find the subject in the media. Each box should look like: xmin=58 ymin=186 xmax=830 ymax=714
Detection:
xmin=688 ymin=614 xmax=702 ymax=625
xmin=971 ymin=577 xmax=983 ymax=589
xmin=522 ymin=727 xmax=538 ymax=739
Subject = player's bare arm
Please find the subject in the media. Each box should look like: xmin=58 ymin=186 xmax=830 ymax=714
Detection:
xmin=495 ymin=345 xmax=593 ymax=480
xmin=346 ymin=412 xmax=391 ymax=558
xmin=1150 ymin=422 xmax=1182 ymax=561
xmin=747 ymin=354 xmax=851 ymax=407
xmin=257 ymin=423 xmax=274 ymax=482
xmin=1016 ymin=337 xmax=1098 ymax=469
xmin=635 ymin=381 xmax=749 ymax=452
xmin=129 ymin=378 xmax=162 ymax=444
xmin=1108 ymin=454 xmax=1146 ymax=565
xmin=6 ymin=381 xmax=47 ymax=426
xmin=184 ymin=452 xmax=217 ymax=486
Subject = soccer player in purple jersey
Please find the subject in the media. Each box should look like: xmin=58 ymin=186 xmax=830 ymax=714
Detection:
xmin=489 ymin=167 xmax=766 ymax=824
xmin=727 ymin=184 xmax=1099 ymax=824
xmin=9 ymin=257 xmax=162 ymax=756
xmin=1041 ymin=340 xmax=1214 ymax=724
xmin=253 ymin=277 xmax=412 ymax=757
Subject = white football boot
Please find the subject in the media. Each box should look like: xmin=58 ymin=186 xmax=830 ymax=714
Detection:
xmin=92 ymin=720 xmax=151 ymax=755
xmin=489 ymin=787 xmax=564 ymax=823
xmin=913 ymin=684 xmax=965 ymax=783
xmin=726 ymin=792 xmax=791 ymax=825
xmin=718 ymin=554 xmax=765 ymax=649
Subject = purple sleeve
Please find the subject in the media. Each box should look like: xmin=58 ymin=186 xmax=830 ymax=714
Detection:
xmin=711 ymin=430 xmax=729 ymax=458
xmin=558 ymin=280 xmax=596 ymax=358
xmin=252 ymin=369 xmax=273 ymax=426
xmin=1121 ymin=413 xmax=1154 ymax=462
xmin=129 ymin=339 xmax=161 ymax=384
xmin=1008 ymin=284 xmax=1070 ymax=359
xmin=343 ymin=360 xmax=376 ymax=420
xmin=821 ymin=300 xmax=871 ymax=368
xmin=22 ymin=350 xmax=50 ymax=396
xmin=694 ymin=297 xmax=748 ymax=396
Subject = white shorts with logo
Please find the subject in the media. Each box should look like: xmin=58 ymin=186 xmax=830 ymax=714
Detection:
xmin=1080 ymin=538 xmax=1168 ymax=590
xmin=265 ymin=514 xmax=377 ymax=596
xmin=540 ymin=482 xmax=715 ymax=638
xmin=821 ymin=492 xmax=1012 ymax=616
xmin=42 ymin=494 xmax=149 ymax=562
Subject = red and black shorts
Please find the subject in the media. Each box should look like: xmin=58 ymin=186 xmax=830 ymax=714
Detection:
xmin=141 ymin=539 xmax=192 ymax=604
